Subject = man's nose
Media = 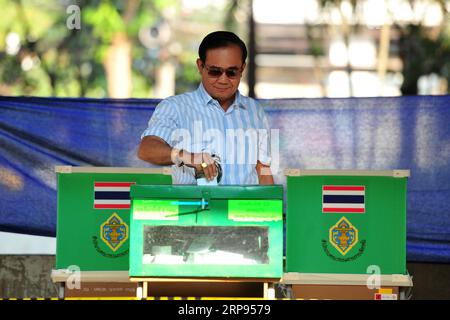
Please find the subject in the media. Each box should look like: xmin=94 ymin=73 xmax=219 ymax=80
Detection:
xmin=217 ymin=72 xmax=230 ymax=82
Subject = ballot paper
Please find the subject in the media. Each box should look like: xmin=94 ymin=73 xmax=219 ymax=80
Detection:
xmin=196 ymin=177 xmax=218 ymax=186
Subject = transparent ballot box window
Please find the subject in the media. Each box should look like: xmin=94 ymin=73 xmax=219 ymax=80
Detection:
xmin=142 ymin=226 xmax=269 ymax=265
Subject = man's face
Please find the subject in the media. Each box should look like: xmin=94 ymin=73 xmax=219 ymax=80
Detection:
xmin=196 ymin=45 xmax=246 ymax=108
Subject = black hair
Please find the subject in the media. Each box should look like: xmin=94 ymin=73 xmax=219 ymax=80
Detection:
xmin=198 ymin=31 xmax=247 ymax=64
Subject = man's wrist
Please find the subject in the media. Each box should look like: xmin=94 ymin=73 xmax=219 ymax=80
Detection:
xmin=181 ymin=150 xmax=197 ymax=168
xmin=171 ymin=148 xmax=184 ymax=167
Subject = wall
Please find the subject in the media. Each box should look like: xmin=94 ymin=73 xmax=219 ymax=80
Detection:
xmin=0 ymin=255 xmax=58 ymax=298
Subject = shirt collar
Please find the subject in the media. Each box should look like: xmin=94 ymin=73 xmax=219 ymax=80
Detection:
xmin=196 ymin=83 xmax=246 ymax=110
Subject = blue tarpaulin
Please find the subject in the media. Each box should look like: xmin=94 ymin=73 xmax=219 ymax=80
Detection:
xmin=0 ymin=95 xmax=449 ymax=263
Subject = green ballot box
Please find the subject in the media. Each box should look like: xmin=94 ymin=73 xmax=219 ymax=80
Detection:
xmin=285 ymin=169 xmax=409 ymax=275
xmin=129 ymin=185 xmax=284 ymax=278
xmin=55 ymin=166 xmax=171 ymax=271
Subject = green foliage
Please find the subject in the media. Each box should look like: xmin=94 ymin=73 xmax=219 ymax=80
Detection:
xmin=175 ymin=51 xmax=201 ymax=94
xmin=1 ymin=55 xmax=22 ymax=85
xmin=83 ymin=2 xmax=126 ymax=43
xmin=398 ymin=18 xmax=450 ymax=94
xmin=0 ymin=0 xmax=186 ymax=98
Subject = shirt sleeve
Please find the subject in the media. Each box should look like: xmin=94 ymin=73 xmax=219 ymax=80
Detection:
xmin=257 ymin=103 xmax=272 ymax=166
xmin=141 ymin=99 xmax=179 ymax=146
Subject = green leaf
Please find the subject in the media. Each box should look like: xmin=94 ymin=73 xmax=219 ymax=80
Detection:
xmin=83 ymin=2 xmax=126 ymax=43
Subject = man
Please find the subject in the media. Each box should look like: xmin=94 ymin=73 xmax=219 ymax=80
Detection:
xmin=138 ymin=31 xmax=274 ymax=185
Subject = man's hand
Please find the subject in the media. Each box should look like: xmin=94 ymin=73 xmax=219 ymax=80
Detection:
xmin=256 ymin=160 xmax=274 ymax=185
xmin=180 ymin=150 xmax=218 ymax=181
xmin=138 ymin=137 xmax=218 ymax=181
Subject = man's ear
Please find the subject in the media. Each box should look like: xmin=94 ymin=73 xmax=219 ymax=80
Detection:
xmin=196 ymin=59 xmax=203 ymax=74
xmin=240 ymin=62 xmax=246 ymax=77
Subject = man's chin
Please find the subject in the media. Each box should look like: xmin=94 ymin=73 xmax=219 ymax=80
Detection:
xmin=212 ymin=91 xmax=234 ymax=101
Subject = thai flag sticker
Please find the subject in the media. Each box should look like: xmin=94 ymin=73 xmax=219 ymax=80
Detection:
xmin=94 ymin=182 xmax=136 ymax=209
xmin=322 ymin=185 xmax=365 ymax=213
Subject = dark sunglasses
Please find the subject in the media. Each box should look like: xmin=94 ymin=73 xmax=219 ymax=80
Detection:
xmin=203 ymin=64 xmax=242 ymax=79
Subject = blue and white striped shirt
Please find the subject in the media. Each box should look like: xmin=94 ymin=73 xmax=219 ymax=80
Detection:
xmin=141 ymin=83 xmax=272 ymax=185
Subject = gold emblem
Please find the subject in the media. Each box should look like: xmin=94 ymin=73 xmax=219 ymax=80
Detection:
xmin=100 ymin=213 xmax=128 ymax=252
xmin=329 ymin=217 xmax=358 ymax=256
